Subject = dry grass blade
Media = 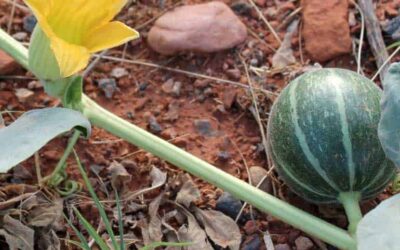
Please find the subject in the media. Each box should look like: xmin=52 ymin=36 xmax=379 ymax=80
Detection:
xmin=247 ymin=0 xmax=281 ymax=44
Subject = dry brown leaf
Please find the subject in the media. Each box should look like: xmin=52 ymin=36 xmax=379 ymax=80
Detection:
xmin=37 ymin=230 xmax=60 ymax=250
xmin=28 ymin=199 xmax=63 ymax=228
xmin=175 ymin=178 xmax=200 ymax=208
xmin=195 ymin=208 xmax=241 ymax=250
xmin=178 ymin=214 xmax=213 ymax=250
xmin=125 ymin=166 xmax=167 ymax=201
xmin=272 ymin=19 xmax=298 ymax=69
xmin=108 ymin=161 xmax=132 ymax=191
xmin=3 ymin=214 xmax=34 ymax=250
xmin=148 ymin=193 xmax=164 ymax=243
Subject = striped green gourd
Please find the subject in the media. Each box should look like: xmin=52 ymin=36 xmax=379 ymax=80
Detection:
xmin=267 ymin=68 xmax=395 ymax=203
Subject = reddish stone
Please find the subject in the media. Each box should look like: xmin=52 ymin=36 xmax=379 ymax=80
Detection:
xmin=148 ymin=2 xmax=247 ymax=55
xmin=0 ymin=50 xmax=18 ymax=75
xmin=302 ymin=0 xmax=352 ymax=62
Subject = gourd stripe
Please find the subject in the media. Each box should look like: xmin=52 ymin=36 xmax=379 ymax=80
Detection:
xmin=331 ymin=72 xmax=355 ymax=189
xmin=289 ymin=79 xmax=341 ymax=192
xmin=270 ymin=145 xmax=335 ymax=198
xmin=362 ymin=165 xmax=395 ymax=194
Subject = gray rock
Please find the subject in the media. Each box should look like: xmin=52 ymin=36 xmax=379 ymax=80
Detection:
xmin=243 ymin=235 xmax=262 ymax=250
xmin=111 ymin=67 xmax=128 ymax=78
xmin=15 ymin=88 xmax=34 ymax=103
xmin=148 ymin=1 xmax=247 ymax=55
xmin=249 ymin=166 xmax=272 ymax=193
xmin=148 ymin=116 xmax=163 ymax=134
xmin=12 ymin=32 xmax=28 ymax=41
xmin=275 ymin=243 xmax=292 ymax=250
xmin=215 ymin=192 xmax=242 ymax=219
xmin=23 ymin=15 xmax=37 ymax=33
xmin=295 ymin=236 xmax=314 ymax=250
xmin=194 ymin=119 xmax=214 ymax=136
xmin=98 ymin=78 xmax=117 ymax=99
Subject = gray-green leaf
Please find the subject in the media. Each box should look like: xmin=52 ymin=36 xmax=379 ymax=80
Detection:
xmin=357 ymin=193 xmax=400 ymax=250
xmin=0 ymin=108 xmax=91 ymax=173
xmin=378 ymin=62 xmax=400 ymax=168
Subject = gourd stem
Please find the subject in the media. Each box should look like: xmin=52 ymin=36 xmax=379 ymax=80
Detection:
xmin=0 ymin=29 xmax=29 ymax=69
xmin=80 ymin=95 xmax=357 ymax=250
xmin=0 ymin=28 xmax=357 ymax=250
xmin=338 ymin=192 xmax=363 ymax=237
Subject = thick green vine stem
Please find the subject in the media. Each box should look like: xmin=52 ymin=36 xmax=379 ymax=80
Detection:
xmin=0 ymin=29 xmax=29 ymax=69
xmin=80 ymin=95 xmax=356 ymax=250
xmin=0 ymin=28 xmax=357 ymax=250
xmin=338 ymin=192 xmax=363 ymax=236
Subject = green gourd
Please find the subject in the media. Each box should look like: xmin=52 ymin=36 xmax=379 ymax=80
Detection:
xmin=267 ymin=68 xmax=395 ymax=203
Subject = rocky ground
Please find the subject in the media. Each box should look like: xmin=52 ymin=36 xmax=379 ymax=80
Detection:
xmin=0 ymin=0 xmax=399 ymax=249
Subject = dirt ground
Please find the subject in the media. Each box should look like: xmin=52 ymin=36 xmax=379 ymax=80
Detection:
xmin=0 ymin=0 xmax=399 ymax=249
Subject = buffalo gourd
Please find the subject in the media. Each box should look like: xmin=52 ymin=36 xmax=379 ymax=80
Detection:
xmin=267 ymin=68 xmax=395 ymax=203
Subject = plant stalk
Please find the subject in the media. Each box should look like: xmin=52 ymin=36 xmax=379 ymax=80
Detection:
xmin=0 ymin=28 xmax=29 ymax=69
xmin=0 ymin=28 xmax=357 ymax=250
xmin=338 ymin=192 xmax=363 ymax=236
xmin=81 ymin=95 xmax=356 ymax=250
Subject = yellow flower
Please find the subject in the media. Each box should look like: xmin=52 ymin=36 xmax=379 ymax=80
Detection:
xmin=24 ymin=0 xmax=139 ymax=77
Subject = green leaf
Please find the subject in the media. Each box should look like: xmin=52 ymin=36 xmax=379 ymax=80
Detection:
xmin=63 ymin=76 xmax=83 ymax=109
xmin=64 ymin=214 xmax=91 ymax=250
xmin=115 ymin=190 xmax=125 ymax=250
xmin=140 ymin=242 xmax=192 ymax=250
xmin=378 ymin=63 xmax=400 ymax=168
xmin=73 ymin=151 xmax=118 ymax=249
xmin=357 ymin=193 xmax=400 ymax=250
xmin=0 ymin=108 xmax=91 ymax=173
xmin=72 ymin=207 xmax=109 ymax=250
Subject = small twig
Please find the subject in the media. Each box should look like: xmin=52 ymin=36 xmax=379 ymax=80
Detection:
xmin=7 ymin=0 xmax=17 ymax=33
xmin=34 ymin=152 xmax=42 ymax=184
xmin=353 ymin=1 xmax=365 ymax=75
xmin=4 ymin=0 xmax=30 ymax=11
xmin=371 ymin=46 xmax=400 ymax=81
xmin=82 ymin=50 xmax=109 ymax=78
xmin=240 ymin=56 xmax=269 ymax=161
xmin=95 ymin=54 xmax=277 ymax=96
xmin=358 ymin=0 xmax=389 ymax=81
xmin=277 ymin=7 xmax=302 ymax=31
xmin=247 ymin=0 xmax=282 ymax=44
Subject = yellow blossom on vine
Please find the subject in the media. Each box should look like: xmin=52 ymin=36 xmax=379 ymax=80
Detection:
xmin=24 ymin=0 xmax=139 ymax=77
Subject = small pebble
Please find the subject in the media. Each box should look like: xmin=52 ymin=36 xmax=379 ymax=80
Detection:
xmin=138 ymin=82 xmax=148 ymax=91
xmin=28 ymin=81 xmax=42 ymax=89
xmin=148 ymin=116 xmax=163 ymax=134
xmin=295 ymin=236 xmax=314 ymax=250
xmin=225 ymin=68 xmax=241 ymax=80
xmin=194 ymin=119 xmax=214 ymax=136
xmin=249 ymin=166 xmax=272 ymax=193
xmin=98 ymin=78 xmax=117 ymax=99
xmin=243 ymin=220 xmax=258 ymax=235
xmin=384 ymin=16 xmax=400 ymax=40
xmin=12 ymin=32 xmax=28 ymax=41
xmin=23 ymin=15 xmax=37 ymax=33
xmin=217 ymin=151 xmax=231 ymax=162
xmin=231 ymin=0 xmax=252 ymax=15
xmin=162 ymin=79 xmax=175 ymax=94
xmin=243 ymin=235 xmax=262 ymax=250
xmin=172 ymin=81 xmax=182 ymax=97
xmin=111 ymin=67 xmax=128 ymax=78
xmin=15 ymin=88 xmax=34 ymax=103
xmin=215 ymin=192 xmax=242 ymax=219
xmin=275 ymin=243 xmax=292 ymax=250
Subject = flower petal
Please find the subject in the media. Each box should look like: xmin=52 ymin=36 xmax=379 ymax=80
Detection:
xmin=50 ymin=38 xmax=91 ymax=77
xmin=83 ymin=21 xmax=139 ymax=53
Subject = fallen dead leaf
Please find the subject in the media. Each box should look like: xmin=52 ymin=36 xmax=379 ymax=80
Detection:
xmin=3 ymin=214 xmax=34 ymax=250
xmin=195 ymin=208 xmax=241 ymax=250
xmin=175 ymin=177 xmax=201 ymax=208
xmin=108 ymin=161 xmax=132 ymax=192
